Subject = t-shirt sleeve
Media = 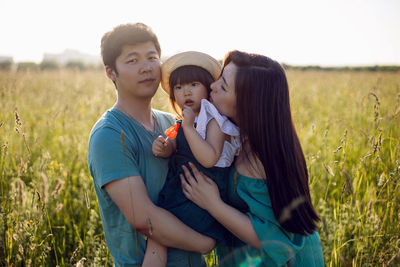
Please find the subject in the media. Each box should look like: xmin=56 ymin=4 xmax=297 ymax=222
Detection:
xmin=153 ymin=109 xmax=176 ymax=132
xmin=88 ymin=126 xmax=141 ymax=188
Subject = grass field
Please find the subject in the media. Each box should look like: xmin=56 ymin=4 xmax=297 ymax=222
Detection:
xmin=1 ymin=69 xmax=399 ymax=266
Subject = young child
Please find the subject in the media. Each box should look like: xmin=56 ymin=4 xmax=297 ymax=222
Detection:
xmin=143 ymin=51 xmax=240 ymax=266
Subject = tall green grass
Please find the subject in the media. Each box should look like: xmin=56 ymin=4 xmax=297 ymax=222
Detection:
xmin=0 ymin=70 xmax=399 ymax=266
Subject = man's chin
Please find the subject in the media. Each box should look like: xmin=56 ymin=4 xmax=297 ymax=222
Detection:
xmin=141 ymin=89 xmax=159 ymax=100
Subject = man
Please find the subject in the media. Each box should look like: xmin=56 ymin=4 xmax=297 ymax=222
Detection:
xmin=88 ymin=23 xmax=214 ymax=267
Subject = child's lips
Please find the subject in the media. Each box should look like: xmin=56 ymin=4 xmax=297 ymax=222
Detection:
xmin=185 ymin=100 xmax=194 ymax=106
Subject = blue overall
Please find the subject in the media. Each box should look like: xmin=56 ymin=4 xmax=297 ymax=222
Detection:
xmin=158 ymin=121 xmax=232 ymax=244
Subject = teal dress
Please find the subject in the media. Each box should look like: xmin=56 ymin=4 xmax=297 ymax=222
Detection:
xmin=217 ymin=168 xmax=324 ymax=267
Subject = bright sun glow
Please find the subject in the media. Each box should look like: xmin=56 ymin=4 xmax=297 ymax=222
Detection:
xmin=1 ymin=0 xmax=399 ymax=66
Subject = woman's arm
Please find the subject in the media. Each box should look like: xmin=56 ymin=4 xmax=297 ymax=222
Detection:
xmin=142 ymin=238 xmax=167 ymax=267
xmin=180 ymin=163 xmax=261 ymax=248
xmin=182 ymin=106 xmax=225 ymax=168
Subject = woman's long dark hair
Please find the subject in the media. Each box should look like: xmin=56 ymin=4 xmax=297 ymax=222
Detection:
xmin=224 ymin=50 xmax=320 ymax=235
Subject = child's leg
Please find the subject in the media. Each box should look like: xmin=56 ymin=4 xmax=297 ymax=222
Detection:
xmin=142 ymin=238 xmax=167 ymax=267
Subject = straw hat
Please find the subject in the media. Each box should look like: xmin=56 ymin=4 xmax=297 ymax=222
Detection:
xmin=161 ymin=51 xmax=221 ymax=94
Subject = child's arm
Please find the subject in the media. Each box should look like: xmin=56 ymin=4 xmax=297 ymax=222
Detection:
xmin=152 ymin=136 xmax=176 ymax=158
xmin=182 ymin=107 xmax=225 ymax=168
xmin=142 ymin=238 xmax=167 ymax=267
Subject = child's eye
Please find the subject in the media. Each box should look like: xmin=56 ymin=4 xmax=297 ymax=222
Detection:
xmin=149 ymin=56 xmax=159 ymax=61
xmin=192 ymin=82 xmax=199 ymax=86
xmin=127 ymin=58 xmax=137 ymax=63
xmin=173 ymin=85 xmax=182 ymax=90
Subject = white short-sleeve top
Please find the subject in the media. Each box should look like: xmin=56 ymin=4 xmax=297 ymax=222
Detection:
xmin=195 ymin=99 xmax=241 ymax=167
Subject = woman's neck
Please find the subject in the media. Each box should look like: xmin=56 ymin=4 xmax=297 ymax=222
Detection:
xmin=235 ymin=141 xmax=266 ymax=179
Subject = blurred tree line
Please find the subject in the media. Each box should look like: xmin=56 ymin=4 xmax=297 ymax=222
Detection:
xmin=1 ymin=59 xmax=399 ymax=72
xmin=0 ymin=60 xmax=103 ymax=72
xmin=281 ymin=63 xmax=400 ymax=72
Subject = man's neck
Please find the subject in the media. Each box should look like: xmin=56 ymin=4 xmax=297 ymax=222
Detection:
xmin=114 ymin=96 xmax=154 ymax=131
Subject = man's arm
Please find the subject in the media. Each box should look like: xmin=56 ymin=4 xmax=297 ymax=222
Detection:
xmin=104 ymin=175 xmax=215 ymax=254
xmin=142 ymin=238 xmax=167 ymax=267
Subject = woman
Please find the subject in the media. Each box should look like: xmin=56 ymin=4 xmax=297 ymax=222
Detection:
xmin=180 ymin=50 xmax=324 ymax=266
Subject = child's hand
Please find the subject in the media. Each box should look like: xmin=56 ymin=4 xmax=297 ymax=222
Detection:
xmin=152 ymin=135 xmax=168 ymax=157
xmin=182 ymin=106 xmax=195 ymax=129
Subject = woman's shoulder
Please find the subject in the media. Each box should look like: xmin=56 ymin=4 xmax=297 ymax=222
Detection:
xmin=232 ymin=169 xmax=269 ymax=203
xmin=234 ymin=152 xmax=266 ymax=179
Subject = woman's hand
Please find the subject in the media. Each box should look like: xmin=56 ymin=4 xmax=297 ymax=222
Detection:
xmin=180 ymin=162 xmax=221 ymax=211
xmin=181 ymin=164 xmax=262 ymax=249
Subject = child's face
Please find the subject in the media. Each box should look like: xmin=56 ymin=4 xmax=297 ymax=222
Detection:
xmin=173 ymin=81 xmax=209 ymax=115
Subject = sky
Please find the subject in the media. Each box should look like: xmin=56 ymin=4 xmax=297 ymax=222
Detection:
xmin=0 ymin=0 xmax=399 ymax=66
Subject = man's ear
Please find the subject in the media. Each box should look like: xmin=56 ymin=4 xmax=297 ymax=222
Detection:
xmin=105 ymin=66 xmax=117 ymax=82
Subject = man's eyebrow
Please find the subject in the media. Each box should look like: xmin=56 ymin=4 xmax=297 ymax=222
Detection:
xmin=147 ymin=51 xmax=160 ymax=58
xmin=124 ymin=50 xmax=159 ymax=59
xmin=124 ymin=52 xmax=138 ymax=58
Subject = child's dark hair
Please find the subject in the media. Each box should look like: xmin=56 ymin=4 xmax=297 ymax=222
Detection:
xmin=169 ymin=65 xmax=214 ymax=115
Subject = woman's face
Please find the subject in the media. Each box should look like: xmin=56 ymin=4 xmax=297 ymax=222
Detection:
xmin=210 ymin=62 xmax=238 ymax=123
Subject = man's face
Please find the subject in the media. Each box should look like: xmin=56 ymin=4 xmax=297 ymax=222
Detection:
xmin=110 ymin=41 xmax=161 ymax=99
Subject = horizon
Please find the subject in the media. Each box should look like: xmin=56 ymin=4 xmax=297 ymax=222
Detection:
xmin=1 ymin=0 xmax=399 ymax=67
xmin=3 ymin=48 xmax=400 ymax=68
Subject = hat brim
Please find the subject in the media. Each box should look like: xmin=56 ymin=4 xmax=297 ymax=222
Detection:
xmin=161 ymin=51 xmax=221 ymax=94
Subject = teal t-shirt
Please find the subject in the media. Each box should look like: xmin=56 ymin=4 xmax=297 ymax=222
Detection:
xmin=217 ymin=168 xmax=324 ymax=267
xmin=88 ymin=108 xmax=205 ymax=267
